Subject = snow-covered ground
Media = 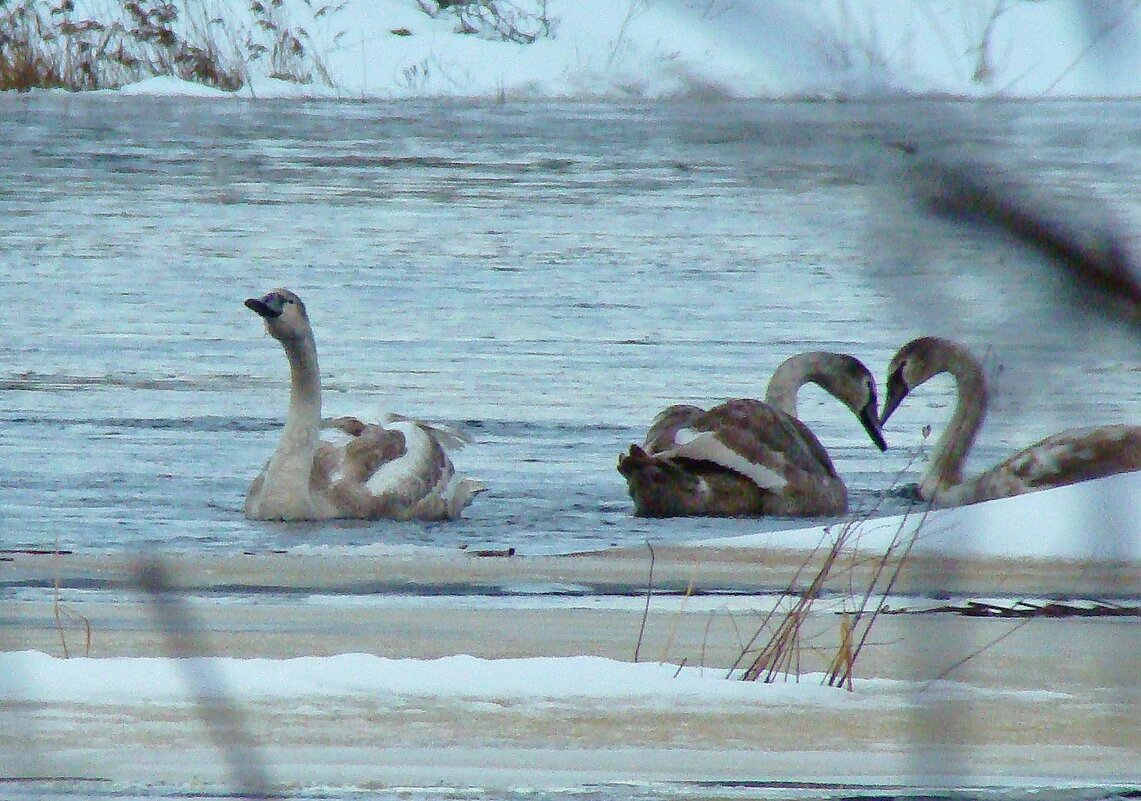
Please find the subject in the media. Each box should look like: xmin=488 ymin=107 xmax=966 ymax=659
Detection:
xmin=0 ymin=650 xmax=1062 ymax=708
xmin=102 ymin=0 xmax=1141 ymax=100
xmin=4 ymin=471 xmax=1138 ymax=792
xmin=703 ymin=470 xmax=1141 ymax=562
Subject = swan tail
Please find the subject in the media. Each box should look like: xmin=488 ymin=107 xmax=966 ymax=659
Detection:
xmin=617 ymin=444 xmax=705 ymax=518
xmin=439 ymin=477 xmax=487 ymax=519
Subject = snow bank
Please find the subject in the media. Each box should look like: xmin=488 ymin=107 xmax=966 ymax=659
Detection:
xmin=0 ymin=650 xmax=1065 ymax=707
xmin=700 ymin=470 xmax=1141 ymax=562
xmin=65 ymin=0 xmax=1141 ymax=100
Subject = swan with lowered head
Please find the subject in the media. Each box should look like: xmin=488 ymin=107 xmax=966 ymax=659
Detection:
xmin=243 ymin=288 xmax=484 ymax=521
xmin=880 ymin=336 xmax=1141 ymax=507
xmin=617 ymin=351 xmax=888 ymax=517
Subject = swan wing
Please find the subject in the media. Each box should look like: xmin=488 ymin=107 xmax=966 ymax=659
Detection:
xmin=324 ymin=415 xmax=367 ymax=438
xmin=657 ymin=428 xmax=788 ymax=491
xmin=699 ymin=399 xmax=838 ymax=474
xmin=781 ymin=415 xmax=841 ymax=478
xmin=316 ymin=415 xmax=482 ymax=520
xmin=622 ymin=400 xmax=850 ymax=517
xmin=641 ymin=398 xmax=838 ymax=491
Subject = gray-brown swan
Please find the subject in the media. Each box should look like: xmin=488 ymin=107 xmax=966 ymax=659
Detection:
xmin=617 ymin=351 xmax=888 ymax=518
xmin=880 ymin=336 xmax=1141 ymax=507
xmin=243 ymin=288 xmax=484 ymax=521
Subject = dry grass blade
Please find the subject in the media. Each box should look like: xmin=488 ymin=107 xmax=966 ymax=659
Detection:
xmin=52 ymin=538 xmax=91 ymax=658
xmin=659 ymin=574 xmax=696 ymax=665
xmin=825 ymin=500 xmax=930 ymax=689
xmin=52 ymin=602 xmax=92 ymax=659
xmin=725 ymin=530 xmax=833 ymax=679
xmin=732 ymin=466 xmax=927 ymax=687
xmin=738 ymin=526 xmax=849 ymax=683
xmin=633 ymin=540 xmax=655 ymax=663
xmin=826 ymin=610 xmax=854 ymax=692
xmin=922 ymin=617 xmax=1034 ymax=691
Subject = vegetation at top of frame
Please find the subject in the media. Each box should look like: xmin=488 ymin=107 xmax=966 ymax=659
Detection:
xmin=417 ymin=0 xmax=553 ymax=45
xmin=0 ymin=0 xmax=331 ymax=92
xmin=0 ymin=0 xmax=555 ymax=92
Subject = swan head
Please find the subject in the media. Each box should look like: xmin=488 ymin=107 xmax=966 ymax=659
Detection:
xmin=820 ymin=355 xmax=888 ymax=452
xmin=244 ymin=288 xmax=311 ymax=342
xmin=881 ymin=336 xmax=945 ymax=425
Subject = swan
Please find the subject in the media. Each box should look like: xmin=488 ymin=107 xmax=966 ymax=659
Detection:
xmin=880 ymin=336 xmax=1141 ymax=507
xmin=617 ymin=351 xmax=888 ymax=518
xmin=243 ymin=288 xmax=485 ymax=521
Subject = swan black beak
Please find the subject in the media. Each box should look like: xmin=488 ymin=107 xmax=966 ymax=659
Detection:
xmin=880 ymin=369 xmax=909 ymax=426
xmin=245 ymin=297 xmax=282 ymax=319
xmin=858 ymin=400 xmax=888 ymax=452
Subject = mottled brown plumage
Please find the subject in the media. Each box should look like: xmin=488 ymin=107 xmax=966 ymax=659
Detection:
xmin=618 ymin=351 xmax=887 ymax=518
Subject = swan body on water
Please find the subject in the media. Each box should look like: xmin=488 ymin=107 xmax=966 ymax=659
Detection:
xmin=618 ymin=351 xmax=888 ymax=518
xmin=243 ymin=288 xmax=484 ymax=521
xmin=880 ymin=336 xmax=1141 ymax=507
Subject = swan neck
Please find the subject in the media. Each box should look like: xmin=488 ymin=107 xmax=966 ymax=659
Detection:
xmin=765 ymin=353 xmax=812 ymax=416
xmin=248 ymin=327 xmax=327 ymax=521
xmin=283 ymin=333 xmax=322 ymax=442
xmin=765 ymin=352 xmax=833 ymax=417
xmin=925 ymin=346 xmax=987 ymax=497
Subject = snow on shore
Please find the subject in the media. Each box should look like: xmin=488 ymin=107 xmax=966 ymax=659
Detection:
xmin=87 ymin=0 xmax=1141 ymax=100
xmin=0 ymin=650 xmax=1065 ymax=708
xmin=702 ymin=470 xmax=1141 ymax=562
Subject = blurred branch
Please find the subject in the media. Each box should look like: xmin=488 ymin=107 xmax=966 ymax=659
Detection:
xmin=916 ymin=157 xmax=1141 ymax=328
xmin=135 ymin=557 xmax=280 ymax=800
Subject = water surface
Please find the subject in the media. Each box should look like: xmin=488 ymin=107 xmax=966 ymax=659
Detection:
xmin=2 ymin=96 xmax=1139 ymax=555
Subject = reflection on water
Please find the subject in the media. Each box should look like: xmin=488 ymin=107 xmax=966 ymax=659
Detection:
xmin=1 ymin=96 xmax=1140 ymax=554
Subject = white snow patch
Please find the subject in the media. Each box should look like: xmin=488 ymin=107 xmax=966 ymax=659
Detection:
xmin=76 ymin=0 xmax=1141 ymax=100
xmin=697 ymin=470 xmax=1141 ymax=562
xmin=0 ymin=651 xmax=1065 ymax=709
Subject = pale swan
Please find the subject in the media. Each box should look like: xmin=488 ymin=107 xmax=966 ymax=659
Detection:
xmin=617 ymin=352 xmax=888 ymax=518
xmin=880 ymin=336 xmax=1141 ymax=507
xmin=243 ymin=288 xmax=485 ymax=521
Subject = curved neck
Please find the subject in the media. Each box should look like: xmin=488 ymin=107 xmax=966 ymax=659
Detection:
xmin=923 ymin=343 xmax=988 ymax=499
xmin=765 ymin=352 xmax=833 ymax=416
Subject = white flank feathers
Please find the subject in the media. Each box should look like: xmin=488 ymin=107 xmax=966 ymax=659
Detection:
xmin=661 ymin=430 xmax=788 ymax=491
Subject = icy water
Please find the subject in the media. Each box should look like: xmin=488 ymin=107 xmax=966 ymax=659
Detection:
xmin=5 ymin=782 xmax=1140 ymax=801
xmin=2 ymin=96 xmax=1141 ymax=556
